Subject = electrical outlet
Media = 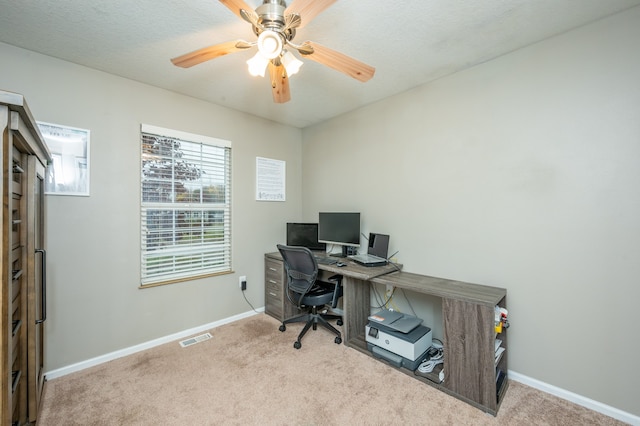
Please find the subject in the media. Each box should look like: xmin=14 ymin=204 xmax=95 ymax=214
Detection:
xmin=386 ymin=284 xmax=394 ymax=295
xmin=239 ymin=275 xmax=247 ymax=290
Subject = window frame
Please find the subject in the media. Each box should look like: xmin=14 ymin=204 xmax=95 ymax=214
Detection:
xmin=140 ymin=124 xmax=232 ymax=287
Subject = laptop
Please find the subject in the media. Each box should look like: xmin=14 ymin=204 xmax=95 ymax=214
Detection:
xmin=349 ymin=233 xmax=389 ymax=267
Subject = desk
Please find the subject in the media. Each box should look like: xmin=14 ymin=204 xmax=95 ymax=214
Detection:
xmin=264 ymin=252 xmax=399 ymax=333
xmin=306 ymin=256 xmax=401 ymax=349
xmin=264 ymin=253 xmax=508 ymax=415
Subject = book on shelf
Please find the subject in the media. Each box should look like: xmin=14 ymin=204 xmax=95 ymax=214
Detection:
xmin=495 ymin=346 xmax=505 ymax=366
xmin=496 ymin=369 xmax=507 ymax=401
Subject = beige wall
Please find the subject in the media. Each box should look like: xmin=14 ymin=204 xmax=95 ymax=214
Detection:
xmin=1 ymin=42 xmax=303 ymax=370
xmin=2 ymin=5 xmax=639 ymax=420
xmin=301 ymin=8 xmax=640 ymax=417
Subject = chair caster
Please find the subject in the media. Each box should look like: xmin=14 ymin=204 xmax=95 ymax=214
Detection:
xmin=279 ymin=325 xmax=286 ymax=332
xmin=337 ymin=319 xmax=343 ymax=326
xmin=294 ymin=341 xmax=302 ymax=349
xmin=334 ymin=336 xmax=342 ymax=344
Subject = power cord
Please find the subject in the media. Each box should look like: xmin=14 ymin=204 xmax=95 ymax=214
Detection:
xmin=241 ymin=288 xmax=259 ymax=313
xmin=400 ymin=288 xmax=418 ymax=317
xmin=417 ymin=347 xmax=444 ymax=373
xmin=418 ymin=359 xmax=443 ymax=373
xmin=371 ymin=284 xmax=396 ymax=310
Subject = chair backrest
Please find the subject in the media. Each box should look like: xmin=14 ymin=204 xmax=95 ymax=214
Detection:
xmin=277 ymin=244 xmax=319 ymax=303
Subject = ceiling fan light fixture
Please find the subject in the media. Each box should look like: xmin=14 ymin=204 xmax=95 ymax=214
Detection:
xmin=257 ymin=30 xmax=283 ymax=59
xmin=247 ymin=52 xmax=269 ymax=77
xmin=172 ymin=0 xmax=374 ymax=103
xmin=281 ymin=50 xmax=303 ymax=76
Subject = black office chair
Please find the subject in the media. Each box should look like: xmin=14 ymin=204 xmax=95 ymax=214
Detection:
xmin=277 ymin=244 xmax=344 ymax=349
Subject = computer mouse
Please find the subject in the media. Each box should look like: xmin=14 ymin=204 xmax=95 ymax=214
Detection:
xmin=336 ymin=262 xmax=346 ymax=267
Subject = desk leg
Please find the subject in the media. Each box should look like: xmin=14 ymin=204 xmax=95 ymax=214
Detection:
xmin=342 ymin=277 xmax=370 ymax=351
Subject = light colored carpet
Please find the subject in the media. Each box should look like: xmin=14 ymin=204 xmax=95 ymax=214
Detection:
xmin=38 ymin=314 xmax=624 ymax=425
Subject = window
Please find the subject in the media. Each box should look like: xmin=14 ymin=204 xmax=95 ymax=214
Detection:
xmin=140 ymin=124 xmax=231 ymax=286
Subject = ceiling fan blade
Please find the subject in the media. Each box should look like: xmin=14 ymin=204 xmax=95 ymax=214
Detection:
xmin=219 ymin=0 xmax=256 ymax=21
xmin=171 ymin=40 xmax=251 ymax=68
xmin=285 ymin=0 xmax=336 ymax=29
xmin=301 ymin=41 xmax=375 ymax=82
xmin=268 ymin=61 xmax=291 ymax=103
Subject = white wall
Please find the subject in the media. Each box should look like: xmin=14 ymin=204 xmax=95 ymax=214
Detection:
xmin=0 ymin=42 xmax=303 ymax=370
xmin=301 ymin=8 xmax=640 ymax=418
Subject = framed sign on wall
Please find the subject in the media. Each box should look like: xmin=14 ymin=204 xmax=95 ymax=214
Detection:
xmin=256 ymin=156 xmax=285 ymax=201
xmin=37 ymin=121 xmax=90 ymax=196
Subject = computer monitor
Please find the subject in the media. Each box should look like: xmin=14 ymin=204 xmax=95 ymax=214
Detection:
xmin=318 ymin=212 xmax=360 ymax=257
xmin=286 ymin=223 xmax=326 ymax=251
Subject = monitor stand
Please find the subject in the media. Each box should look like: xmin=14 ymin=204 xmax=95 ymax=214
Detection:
xmin=330 ymin=246 xmax=357 ymax=257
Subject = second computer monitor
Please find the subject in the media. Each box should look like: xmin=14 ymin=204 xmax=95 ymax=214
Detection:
xmin=286 ymin=223 xmax=326 ymax=251
xmin=318 ymin=212 xmax=360 ymax=256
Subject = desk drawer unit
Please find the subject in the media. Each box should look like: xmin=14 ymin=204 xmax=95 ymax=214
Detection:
xmin=264 ymin=257 xmax=287 ymax=321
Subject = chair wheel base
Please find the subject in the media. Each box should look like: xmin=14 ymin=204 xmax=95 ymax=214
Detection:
xmin=337 ymin=319 xmax=343 ymax=326
xmin=335 ymin=336 xmax=342 ymax=344
xmin=294 ymin=341 xmax=302 ymax=349
xmin=279 ymin=324 xmax=286 ymax=332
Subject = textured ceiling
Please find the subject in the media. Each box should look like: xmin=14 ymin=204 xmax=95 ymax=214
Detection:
xmin=1 ymin=0 xmax=639 ymax=128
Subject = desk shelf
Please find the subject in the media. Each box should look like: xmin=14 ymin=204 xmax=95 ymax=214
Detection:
xmin=371 ymin=272 xmax=508 ymax=416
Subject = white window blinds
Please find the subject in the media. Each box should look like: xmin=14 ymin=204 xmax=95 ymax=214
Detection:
xmin=140 ymin=124 xmax=231 ymax=286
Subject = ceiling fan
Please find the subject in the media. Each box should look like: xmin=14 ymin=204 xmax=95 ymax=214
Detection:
xmin=170 ymin=0 xmax=375 ymax=103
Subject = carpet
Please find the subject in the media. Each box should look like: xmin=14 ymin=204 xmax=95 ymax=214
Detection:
xmin=38 ymin=314 xmax=625 ymax=425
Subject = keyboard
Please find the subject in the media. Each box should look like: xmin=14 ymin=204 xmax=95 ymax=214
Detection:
xmin=315 ymin=256 xmax=338 ymax=265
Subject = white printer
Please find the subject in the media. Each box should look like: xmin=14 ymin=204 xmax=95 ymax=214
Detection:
xmin=365 ymin=309 xmax=432 ymax=370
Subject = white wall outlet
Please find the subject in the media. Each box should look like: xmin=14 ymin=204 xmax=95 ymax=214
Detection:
xmin=239 ymin=275 xmax=247 ymax=289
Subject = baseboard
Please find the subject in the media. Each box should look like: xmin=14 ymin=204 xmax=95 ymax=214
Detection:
xmin=508 ymin=370 xmax=640 ymax=426
xmin=45 ymin=308 xmax=264 ymax=380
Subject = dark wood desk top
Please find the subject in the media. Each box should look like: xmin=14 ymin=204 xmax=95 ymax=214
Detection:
xmin=265 ymin=252 xmax=401 ymax=281
xmin=371 ymin=271 xmax=506 ymax=306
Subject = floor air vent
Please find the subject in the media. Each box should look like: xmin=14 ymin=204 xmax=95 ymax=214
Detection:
xmin=179 ymin=332 xmax=212 ymax=348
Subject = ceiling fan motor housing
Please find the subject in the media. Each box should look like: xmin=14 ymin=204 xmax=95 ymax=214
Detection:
xmin=254 ymin=0 xmax=294 ymax=41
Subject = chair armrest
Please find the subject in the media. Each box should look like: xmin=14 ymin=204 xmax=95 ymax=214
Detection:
xmin=328 ymin=274 xmax=343 ymax=308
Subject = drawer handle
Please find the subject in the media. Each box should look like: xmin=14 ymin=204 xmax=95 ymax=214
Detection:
xmin=269 ymin=292 xmax=277 ymax=297
xmin=12 ymin=269 xmax=23 ymax=280
xmin=269 ymin=280 xmax=277 ymax=284
xmin=35 ymin=249 xmax=47 ymax=324
xmin=13 ymin=163 xmax=24 ymax=174
xmin=269 ymin=267 xmax=277 ymax=271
